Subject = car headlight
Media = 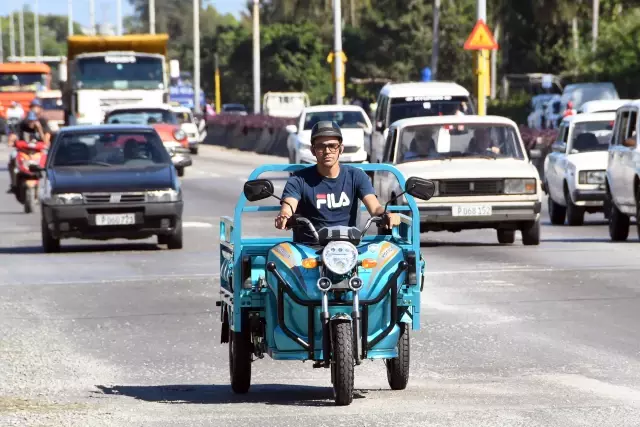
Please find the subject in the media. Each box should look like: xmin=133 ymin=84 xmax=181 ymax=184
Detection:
xmin=504 ymin=178 xmax=536 ymax=194
xmin=578 ymin=170 xmax=605 ymax=185
xmin=321 ymin=241 xmax=359 ymax=275
xmin=146 ymin=189 xmax=180 ymax=202
xmin=173 ymin=129 xmax=186 ymax=141
xmin=51 ymin=193 xmax=83 ymax=205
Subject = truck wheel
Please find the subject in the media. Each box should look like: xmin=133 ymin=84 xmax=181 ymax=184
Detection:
xmin=497 ymin=229 xmax=515 ymax=244
xmin=41 ymin=216 xmax=60 ymax=253
xmin=229 ymin=329 xmax=252 ymax=393
xmin=521 ymin=218 xmax=541 ymax=245
xmin=176 ymin=167 xmax=185 ymax=177
xmin=609 ymin=202 xmax=629 ymax=241
xmin=548 ymin=195 xmax=566 ymax=225
xmin=167 ymin=220 xmax=183 ymax=250
xmin=386 ymin=322 xmax=410 ymax=390
xmin=331 ymin=321 xmax=354 ymax=406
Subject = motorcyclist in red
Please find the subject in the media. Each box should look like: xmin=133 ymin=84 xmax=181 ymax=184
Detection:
xmin=6 ymin=111 xmax=48 ymax=194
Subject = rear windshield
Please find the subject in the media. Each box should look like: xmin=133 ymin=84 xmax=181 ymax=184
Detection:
xmin=104 ymin=109 xmax=177 ymax=125
xmin=51 ymin=131 xmax=171 ymax=167
xmin=389 ymin=96 xmax=473 ymax=124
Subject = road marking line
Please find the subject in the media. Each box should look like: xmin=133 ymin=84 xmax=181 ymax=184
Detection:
xmin=542 ymin=374 xmax=640 ymax=404
xmin=3 ymin=273 xmax=220 ymax=287
xmin=425 ymin=265 xmax=640 ymax=275
xmin=183 ymin=221 xmax=213 ymax=228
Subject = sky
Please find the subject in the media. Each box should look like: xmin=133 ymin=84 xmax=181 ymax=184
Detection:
xmin=0 ymin=1 xmax=243 ymax=27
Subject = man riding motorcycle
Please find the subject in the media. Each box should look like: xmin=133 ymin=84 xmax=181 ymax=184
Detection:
xmin=7 ymin=111 xmax=48 ymax=193
xmin=275 ymin=120 xmax=400 ymax=242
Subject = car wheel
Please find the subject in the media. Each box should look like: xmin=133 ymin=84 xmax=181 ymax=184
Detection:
xmin=176 ymin=167 xmax=185 ymax=177
xmin=167 ymin=219 xmax=183 ymax=250
xmin=157 ymin=234 xmax=168 ymax=246
xmin=41 ymin=216 xmax=60 ymax=253
xmin=564 ymin=186 xmax=584 ymax=226
xmin=497 ymin=229 xmax=515 ymax=244
xmin=608 ymin=201 xmax=629 ymax=242
xmin=547 ymin=194 xmax=566 ymax=225
xmin=521 ymin=218 xmax=541 ymax=246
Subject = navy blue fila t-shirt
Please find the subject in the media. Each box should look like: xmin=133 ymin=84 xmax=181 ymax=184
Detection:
xmin=282 ymin=165 xmax=375 ymax=243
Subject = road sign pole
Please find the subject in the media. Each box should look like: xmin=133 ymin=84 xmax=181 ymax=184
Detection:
xmin=214 ymin=53 xmax=221 ymax=113
xmin=477 ymin=51 xmax=487 ymax=115
xmin=463 ymin=18 xmax=498 ymax=116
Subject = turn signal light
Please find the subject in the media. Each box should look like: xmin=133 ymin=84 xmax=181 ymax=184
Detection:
xmin=302 ymin=258 xmax=319 ymax=268
xmin=524 ymin=182 xmax=536 ymax=193
xmin=361 ymin=259 xmax=377 ymax=269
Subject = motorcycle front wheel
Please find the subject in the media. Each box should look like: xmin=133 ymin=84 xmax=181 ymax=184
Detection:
xmin=331 ymin=321 xmax=354 ymax=406
xmin=24 ymin=186 xmax=35 ymax=213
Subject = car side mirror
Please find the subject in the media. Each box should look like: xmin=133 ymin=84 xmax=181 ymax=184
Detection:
xmin=243 ymin=179 xmax=274 ymax=202
xmin=376 ymin=121 xmax=384 ymax=132
xmin=528 ymin=148 xmax=542 ymax=159
xmin=405 ymin=177 xmax=436 ymax=201
xmin=552 ymin=142 xmax=566 ymax=153
xmin=285 ymin=125 xmax=297 ymax=134
xmin=622 ymin=138 xmax=637 ymax=148
xmin=382 ymin=128 xmax=389 ymax=141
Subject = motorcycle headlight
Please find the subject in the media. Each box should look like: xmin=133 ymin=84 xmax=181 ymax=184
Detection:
xmin=173 ymin=129 xmax=186 ymax=141
xmin=578 ymin=170 xmax=606 ymax=185
xmin=146 ymin=189 xmax=180 ymax=202
xmin=51 ymin=193 xmax=83 ymax=205
xmin=321 ymin=241 xmax=359 ymax=275
xmin=504 ymin=178 xmax=536 ymax=194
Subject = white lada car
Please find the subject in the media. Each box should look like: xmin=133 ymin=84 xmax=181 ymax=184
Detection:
xmin=543 ymin=112 xmax=614 ymax=225
xmin=285 ymin=105 xmax=372 ymax=164
xmin=373 ymin=115 xmax=542 ymax=245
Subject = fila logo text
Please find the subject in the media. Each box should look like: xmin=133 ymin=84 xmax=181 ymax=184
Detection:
xmin=317 ymin=192 xmax=351 ymax=210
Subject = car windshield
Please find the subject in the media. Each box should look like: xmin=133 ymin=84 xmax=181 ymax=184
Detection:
xmin=105 ymin=109 xmax=178 ymax=125
xmin=75 ymin=55 xmax=164 ymax=90
xmin=51 ymin=131 xmax=171 ymax=167
xmin=571 ymin=121 xmax=614 ymax=152
xmin=174 ymin=111 xmax=193 ymax=124
xmin=0 ymin=72 xmax=47 ymax=92
xmin=303 ymin=110 xmax=369 ymax=130
xmin=397 ymin=123 xmax=525 ymax=162
xmin=563 ymin=84 xmax=619 ymax=109
xmin=389 ymin=96 xmax=473 ymax=124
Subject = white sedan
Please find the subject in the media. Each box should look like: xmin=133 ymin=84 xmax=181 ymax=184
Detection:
xmin=543 ymin=112 xmax=613 ymax=225
xmin=170 ymin=105 xmax=201 ymax=154
xmin=373 ymin=115 xmax=542 ymax=245
xmin=285 ymin=105 xmax=372 ymax=164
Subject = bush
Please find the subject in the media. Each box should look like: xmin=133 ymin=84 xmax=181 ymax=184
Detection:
xmin=487 ymin=92 xmax=531 ymax=126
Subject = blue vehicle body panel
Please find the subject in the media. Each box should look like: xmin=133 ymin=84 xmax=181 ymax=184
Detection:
xmin=218 ymin=163 xmax=425 ymax=361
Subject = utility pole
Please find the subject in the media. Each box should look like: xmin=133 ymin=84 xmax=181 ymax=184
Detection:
xmin=0 ymin=19 xmax=3 ymax=63
xmin=592 ymin=0 xmax=599 ymax=53
xmin=10 ymin=12 xmax=16 ymax=59
xmin=490 ymin=23 xmax=500 ymax=100
xmin=476 ymin=0 xmax=487 ymax=115
xmin=431 ymin=0 xmax=440 ymax=79
xmin=35 ymin=0 xmax=41 ymax=58
xmin=19 ymin=6 xmax=25 ymax=60
xmin=150 ymin=0 xmax=156 ymax=34
xmin=252 ymin=0 xmax=261 ymax=114
xmin=116 ymin=0 xmax=123 ymax=35
xmin=333 ymin=0 xmax=344 ymax=104
xmin=68 ymin=0 xmax=73 ymax=36
xmin=193 ymin=0 xmax=201 ymax=114
xmin=89 ymin=0 xmax=95 ymax=35
xmin=214 ymin=53 xmax=221 ymax=113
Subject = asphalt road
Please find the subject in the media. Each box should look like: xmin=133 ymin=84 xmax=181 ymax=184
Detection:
xmin=1 ymin=142 xmax=640 ymax=426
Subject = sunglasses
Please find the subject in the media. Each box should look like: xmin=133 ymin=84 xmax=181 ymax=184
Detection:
xmin=313 ymin=143 xmax=342 ymax=153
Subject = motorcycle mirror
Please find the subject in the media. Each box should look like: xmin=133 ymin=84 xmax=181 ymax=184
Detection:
xmin=405 ymin=177 xmax=436 ymax=201
xmin=243 ymin=179 xmax=275 ymax=202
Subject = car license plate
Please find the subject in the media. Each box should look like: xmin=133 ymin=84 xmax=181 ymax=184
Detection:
xmin=451 ymin=205 xmax=492 ymax=217
xmin=95 ymin=213 xmax=136 ymax=226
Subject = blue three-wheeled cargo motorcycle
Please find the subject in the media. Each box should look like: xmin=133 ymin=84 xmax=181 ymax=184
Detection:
xmin=217 ymin=163 xmax=434 ymax=405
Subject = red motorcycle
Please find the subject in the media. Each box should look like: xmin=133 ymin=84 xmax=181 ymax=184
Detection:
xmin=14 ymin=140 xmax=47 ymax=213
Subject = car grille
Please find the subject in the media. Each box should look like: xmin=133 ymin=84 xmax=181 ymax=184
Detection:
xmin=342 ymin=145 xmax=360 ymax=154
xmin=83 ymin=192 xmax=146 ymax=204
xmin=438 ymin=179 xmax=504 ymax=197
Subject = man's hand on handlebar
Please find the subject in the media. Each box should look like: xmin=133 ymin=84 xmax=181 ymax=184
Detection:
xmin=381 ymin=212 xmax=401 ymax=229
xmin=275 ymin=214 xmax=290 ymax=230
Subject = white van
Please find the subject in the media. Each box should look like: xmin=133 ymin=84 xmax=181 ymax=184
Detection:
xmin=367 ymin=82 xmax=473 ymax=164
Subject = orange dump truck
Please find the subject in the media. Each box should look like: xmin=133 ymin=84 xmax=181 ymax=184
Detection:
xmin=0 ymin=63 xmax=52 ymax=128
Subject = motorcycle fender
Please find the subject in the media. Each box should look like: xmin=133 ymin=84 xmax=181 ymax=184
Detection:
xmin=330 ymin=313 xmax=352 ymax=323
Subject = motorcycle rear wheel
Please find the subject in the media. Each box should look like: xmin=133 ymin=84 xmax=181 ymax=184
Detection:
xmin=229 ymin=329 xmax=252 ymax=393
xmin=385 ymin=322 xmax=410 ymax=390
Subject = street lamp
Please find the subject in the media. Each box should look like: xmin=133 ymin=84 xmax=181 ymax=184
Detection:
xmin=252 ymin=0 xmax=261 ymax=114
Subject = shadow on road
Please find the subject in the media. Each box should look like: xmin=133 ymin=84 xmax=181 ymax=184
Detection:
xmin=0 ymin=243 xmax=160 ymax=254
xmin=541 ymin=237 xmax=627 ymax=243
xmin=94 ymin=384 xmax=367 ymax=407
xmin=420 ymin=240 xmax=504 ymax=248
